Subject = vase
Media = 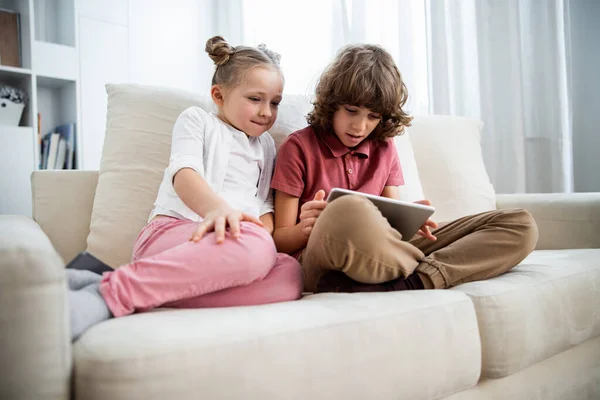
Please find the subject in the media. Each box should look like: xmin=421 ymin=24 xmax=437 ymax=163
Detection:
xmin=0 ymin=99 xmax=25 ymax=126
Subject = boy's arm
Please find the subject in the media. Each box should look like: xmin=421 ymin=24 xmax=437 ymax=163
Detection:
xmin=382 ymin=185 xmax=437 ymax=240
xmin=381 ymin=185 xmax=400 ymax=199
xmin=272 ymin=190 xmax=309 ymax=254
xmin=259 ymin=213 xmax=274 ymax=235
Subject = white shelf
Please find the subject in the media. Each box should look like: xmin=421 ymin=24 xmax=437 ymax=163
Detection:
xmin=0 ymin=0 xmax=80 ymax=216
xmin=32 ymin=41 xmax=78 ymax=81
xmin=37 ymin=75 xmax=75 ymax=89
xmin=0 ymin=126 xmax=35 ymax=216
xmin=0 ymin=65 xmax=33 ymax=78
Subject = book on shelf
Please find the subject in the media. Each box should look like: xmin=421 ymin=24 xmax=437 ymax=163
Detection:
xmin=37 ymin=113 xmax=42 ymax=145
xmin=43 ymin=133 xmax=60 ymax=170
xmin=40 ymin=122 xmax=77 ymax=170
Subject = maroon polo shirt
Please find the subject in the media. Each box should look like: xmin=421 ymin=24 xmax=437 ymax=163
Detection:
xmin=271 ymin=126 xmax=404 ymax=221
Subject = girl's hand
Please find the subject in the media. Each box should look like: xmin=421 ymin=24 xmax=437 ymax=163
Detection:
xmin=415 ymin=199 xmax=438 ymax=241
xmin=190 ymin=206 xmax=263 ymax=244
xmin=299 ymin=190 xmax=327 ymax=238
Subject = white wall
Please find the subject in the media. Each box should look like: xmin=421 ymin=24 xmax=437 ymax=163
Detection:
xmin=128 ymin=0 xmax=214 ymax=94
xmin=570 ymin=0 xmax=600 ymax=192
xmin=78 ymin=0 xmax=217 ymax=170
xmin=78 ymin=0 xmax=129 ymax=170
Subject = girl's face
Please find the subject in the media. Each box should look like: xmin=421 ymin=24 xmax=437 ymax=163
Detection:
xmin=213 ymin=67 xmax=284 ymax=137
xmin=332 ymin=105 xmax=382 ymax=148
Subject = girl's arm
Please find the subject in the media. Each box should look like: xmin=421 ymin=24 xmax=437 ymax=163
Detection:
xmin=170 ymin=108 xmax=231 ymax=218
xmin=174 ymin=167 xmax=263 ymax=242
xmin=174 ymin=167 xmax=230 ymax=217
xmin=168 ymin=108 xmax=262 ymax=243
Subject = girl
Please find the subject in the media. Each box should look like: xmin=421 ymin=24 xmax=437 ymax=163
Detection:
xmin=67 ymin=36 xmax=303 ymax=341
xmin=271 ymin=43 xmax=538 ymax=293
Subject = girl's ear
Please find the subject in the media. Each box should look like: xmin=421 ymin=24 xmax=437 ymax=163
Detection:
xmin=211 ymin=85 xmax=225 ymax=107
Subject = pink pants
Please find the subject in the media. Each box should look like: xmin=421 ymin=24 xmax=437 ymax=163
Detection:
xmin=99 ymin=216 xmax=304 ymax=317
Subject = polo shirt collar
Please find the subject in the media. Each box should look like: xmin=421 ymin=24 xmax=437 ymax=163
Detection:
xmin=320 ymin=128 xmax=371 ymax=158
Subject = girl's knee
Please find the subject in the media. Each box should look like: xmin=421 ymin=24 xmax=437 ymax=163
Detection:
xmin=271 ymin=256 xmax=304 ymax=301
xmin=239 ymin=222 xmax=278 ymax=276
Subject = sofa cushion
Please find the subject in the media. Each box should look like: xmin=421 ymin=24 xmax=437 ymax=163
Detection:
xmin=74 ymin=291 xmax=480 ymax=400
xmin=407 ymin=115 xmax=496 ymax=222
xmin=451 ymin=249 xmax=600 ymax=379
xmin=446 ymin=336 xmax=600 ymax=400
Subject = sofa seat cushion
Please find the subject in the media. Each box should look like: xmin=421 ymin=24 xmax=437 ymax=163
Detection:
xmin=452 ymin=249 xmax=600 ymax=379
xmin=74 ymin=291 xmax=480 ymax=400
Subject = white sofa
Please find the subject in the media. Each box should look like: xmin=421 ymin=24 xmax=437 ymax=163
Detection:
xmin=1 ymin=84 xmax=599 ymax=400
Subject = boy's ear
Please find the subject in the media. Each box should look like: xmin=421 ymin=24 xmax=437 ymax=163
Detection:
xmin=211 ymin=85 xmax=225 ymax=107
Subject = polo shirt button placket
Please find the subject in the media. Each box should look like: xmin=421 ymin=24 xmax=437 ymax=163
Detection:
xmin=345 ymin=153 xmax=352 ymax=174
xmin=345 ymin=153 xmax=354 ymax=188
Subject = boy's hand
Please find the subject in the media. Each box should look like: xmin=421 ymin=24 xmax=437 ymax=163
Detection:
xmin=415 ymin=199 xmax=438 ymax=241
xmin=299 ymin=190 xmax=327 ymax=238
xmin=191 ymin=205 xmax=263 ymax=244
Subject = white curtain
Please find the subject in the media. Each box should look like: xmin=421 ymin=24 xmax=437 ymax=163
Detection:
xmin=217 ymin=0 xmax=574 ymax=194
xmin=427 ymin=0 xmax=573 ymax=194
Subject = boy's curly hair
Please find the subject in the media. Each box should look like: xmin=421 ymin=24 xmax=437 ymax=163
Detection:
xmin=307 ymin=44 xmax=412 ymax=141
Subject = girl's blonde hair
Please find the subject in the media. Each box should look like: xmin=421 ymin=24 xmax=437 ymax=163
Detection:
xmin=307 ymin=44 xmax=412 ymax=141
xmin=205 ymin=36 xmax=282 ymax=89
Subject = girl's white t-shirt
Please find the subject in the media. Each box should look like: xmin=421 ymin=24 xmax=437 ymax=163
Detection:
xmin=149 ymin=107 xmax=275 ymax=222
xmin=220 ymin=131 xmax=262 ymax=216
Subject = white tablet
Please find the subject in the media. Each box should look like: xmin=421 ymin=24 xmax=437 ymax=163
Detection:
xmin=326 ymin=188 xmax=435 ymax=241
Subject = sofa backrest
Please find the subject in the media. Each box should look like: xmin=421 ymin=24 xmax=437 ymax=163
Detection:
xmin=86 ymin=84 xmax=495 ymax=268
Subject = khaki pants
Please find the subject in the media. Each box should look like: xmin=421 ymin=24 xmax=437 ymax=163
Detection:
xmin=301 ymin=195 xmax=539 ymax=292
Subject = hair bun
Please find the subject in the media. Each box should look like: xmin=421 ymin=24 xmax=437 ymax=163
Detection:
xmin=258 ymin=43 xmax=281 ymax=65
xmin=205 ymin=36 xmax=234 ymax=66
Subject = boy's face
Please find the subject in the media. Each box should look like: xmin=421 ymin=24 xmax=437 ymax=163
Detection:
xmin=213 ymin=66 xmax=283 ymax=137
xmin=332 ymin=105 xmax=382 ymax=148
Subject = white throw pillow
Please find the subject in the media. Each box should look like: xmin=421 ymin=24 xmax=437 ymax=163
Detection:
xmin=407 ymin=115 xmax=496 ymax=222
xmin=394 ymin=132 xmax=425 ymax=202
xmin=86 ymin=84 xmax=214 ymax=267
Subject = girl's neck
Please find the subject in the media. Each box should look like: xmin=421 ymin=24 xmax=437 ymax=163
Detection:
xmin=216 ymin=111 xmax=250 ymax=138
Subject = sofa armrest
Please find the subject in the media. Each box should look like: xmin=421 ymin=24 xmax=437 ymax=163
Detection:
xmin=0 ymin=215 xmax=71 ymax=400
xmin=32 ymin=170 xmax=99 ymax=263
xmin=496 ymin=193 xmax=600 ymax=250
